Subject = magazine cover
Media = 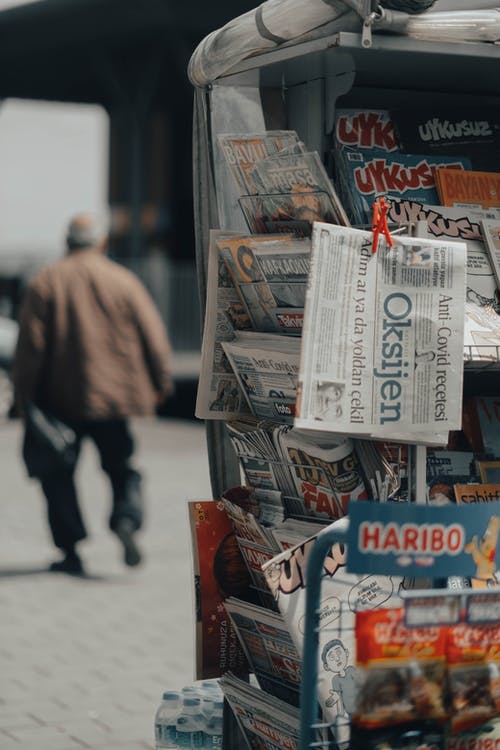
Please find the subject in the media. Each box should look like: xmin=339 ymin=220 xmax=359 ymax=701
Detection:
xmin=387 ymin=200 xmax=499 ymax=308
xmin=337 ymin=150 xmax=471 ymax=226
xmin=239 ymin=190 xmax=333 ymax=237
xmin=217 ymin=131 xmax=301 ymax=196
xmin=275 ymin=429 xmax=368 ymax=520
xmin=391 ymin=107 xmax=500 ymax=171
xmin=334 ymin=108 xmax=399 ymax=153
xmin=249 ymin=150 xmax=349 ymax=228
xmin=188 ymin=500 xmax=249 ymax=679
xmin=436 ymin=167 xmax=500 ymax=209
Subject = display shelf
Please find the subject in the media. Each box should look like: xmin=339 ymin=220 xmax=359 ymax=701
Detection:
xmin=218 ymin=31 xmax=500 ymax=98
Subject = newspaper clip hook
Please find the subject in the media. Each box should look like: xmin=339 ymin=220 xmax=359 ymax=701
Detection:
xmin=371 ymin=197 xmax=394 ymax=254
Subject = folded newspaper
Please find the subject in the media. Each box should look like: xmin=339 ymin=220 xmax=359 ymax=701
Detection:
xmin=222 ymin=332 xmax=301 ymax=425
xmin=220 ymin=671 xmax=302 ymax=750
xmin=224 ymin=597 xmax=302 ymax=706
xmin=218 ymin=234 xmax=310 ymax=335
xmin=226 ymin=417 xmax=400 ymax=519
xmin=295 ymin=223 xmax=467 ymax=445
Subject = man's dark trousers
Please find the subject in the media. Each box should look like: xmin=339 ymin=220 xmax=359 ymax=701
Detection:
xmin=36 ymin=419 xmax=143 ymax=552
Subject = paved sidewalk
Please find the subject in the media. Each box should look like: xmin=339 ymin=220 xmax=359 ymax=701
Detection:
xmin=0 ymin=417 xmax=211 ymax=749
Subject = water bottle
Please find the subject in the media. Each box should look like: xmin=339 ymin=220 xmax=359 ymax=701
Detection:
xmin=199 ymin=680 xmax=223 ymax=699
xmin=154 ymin=691 xmax=181 ymax=749
xmin=202 ymin=699 xmax=223 ymax=749
xmin=176 ymin=696 xmax=205 ymax=749
xmin=200 ymin=694 xmax=214 ymax=720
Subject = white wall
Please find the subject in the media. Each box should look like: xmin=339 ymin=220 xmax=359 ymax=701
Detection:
xmin=0 ymin=99 xmax=109 ymax=265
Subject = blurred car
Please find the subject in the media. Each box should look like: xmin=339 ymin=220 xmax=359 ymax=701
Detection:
xmin=0 ymin=316 xmax=19 ymax=418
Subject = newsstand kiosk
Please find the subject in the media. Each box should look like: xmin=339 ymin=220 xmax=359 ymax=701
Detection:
xmin=187 ymin=2 xmax=500 ymax=748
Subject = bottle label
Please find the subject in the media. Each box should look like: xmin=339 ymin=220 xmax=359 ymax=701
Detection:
xmin=155 ymin=723 xmax=177 ymax=747
xmin=177 ymin=730 xmax=204 ymax=748
xmin=204 ymin=733 xmax=223 ymax=747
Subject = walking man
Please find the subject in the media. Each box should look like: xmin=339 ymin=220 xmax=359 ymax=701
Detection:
xmin=12 ymin=214 xmax=174 ymax=575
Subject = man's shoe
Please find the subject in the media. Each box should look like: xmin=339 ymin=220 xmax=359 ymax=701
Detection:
xmin=114 ymin=518 xmax=142 ymax=567
xmin=49 ymin=551 xmax=84 ymax=576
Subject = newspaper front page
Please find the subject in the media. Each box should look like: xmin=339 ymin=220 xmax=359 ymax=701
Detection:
xmin=222 ymin=332 xmax=301 ymax=424
xmin=295 ymin=223 xmax=467 ymax=444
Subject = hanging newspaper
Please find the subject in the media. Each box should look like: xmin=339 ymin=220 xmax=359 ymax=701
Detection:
xmin=295 ymin=223 xmax=467 ymax=445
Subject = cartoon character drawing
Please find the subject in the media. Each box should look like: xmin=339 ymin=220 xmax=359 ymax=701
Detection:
xmin=321 ymin=639 xmax=359 ymax=717
xmin=465 ymin=515 xmax=500 ymax=583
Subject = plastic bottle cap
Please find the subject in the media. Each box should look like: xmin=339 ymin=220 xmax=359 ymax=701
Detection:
xmin=162 ymin=692 xmax=180 ymax=701
xmin=184 ymin=697 xmax=201 ymax=706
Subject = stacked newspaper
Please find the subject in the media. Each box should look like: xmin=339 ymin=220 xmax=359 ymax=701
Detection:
xmin=221 ymin=489 xmax=328 ymax=608
xmin=219 ymin=672 xmax=303 ymax=750
xmin=196 ymin=231 xmax=309 ymax=420
xmin=224 ymin=598 xmax=303 ymax=706
xmin=222 ymin=332 xmax=301 ymax=425
xmin=226 ymin=417 xmax=400 ymax=518
xmin=295 ymin=222 xmax=467 ymax=445
xmin=195 ymin=230 xmax=252 ymax=421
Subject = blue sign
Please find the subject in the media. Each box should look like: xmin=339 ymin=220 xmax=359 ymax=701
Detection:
xmin=346 ymin=500 xmax=500 ymax=581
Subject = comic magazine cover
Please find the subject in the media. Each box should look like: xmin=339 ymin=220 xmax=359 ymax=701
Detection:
xmin=334 ymin=108 xmax=399 ymax=153
xmin=391 ymin=106 xmax=500 ymax=171
xmin=187 ymin=500 xmax=249 ymax=679
xmin=337 ymin=150 xmax=471 ymax=226
xmin=387 ymin=199 xmax=499 ymax=307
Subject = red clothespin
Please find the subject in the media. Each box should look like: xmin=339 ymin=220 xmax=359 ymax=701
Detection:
xmin=379 ymin=197 xmax=393 ymax=248
xmin=371 ymin=199 xmax=381 ymax=255
xmin=371 ymin=197 xmax=394 ymax=254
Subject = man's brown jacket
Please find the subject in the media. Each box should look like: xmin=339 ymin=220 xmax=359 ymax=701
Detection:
xmin=13 ymin=247 xmax=174 ymax=421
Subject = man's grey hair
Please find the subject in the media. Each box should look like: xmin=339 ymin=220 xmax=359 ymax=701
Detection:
xmin=66 ymin=214 xmax=108 ymax=251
